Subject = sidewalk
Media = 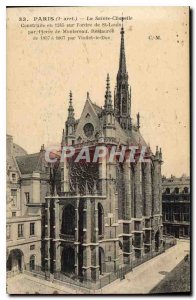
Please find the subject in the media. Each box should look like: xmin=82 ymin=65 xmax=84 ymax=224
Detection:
xmin=98 ymin=239 xmax=190 ymax=294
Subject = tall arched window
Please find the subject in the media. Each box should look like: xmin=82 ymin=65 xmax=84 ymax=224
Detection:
xmin=175 ymin=187 xmax=179 ymax=194
xmin=61 ymin=204 xmax=75 ymax=235
xmin=98 ymin=203 xmax=104 ymax=236
xmin=184 ymin=187 xmax=189 ymax=194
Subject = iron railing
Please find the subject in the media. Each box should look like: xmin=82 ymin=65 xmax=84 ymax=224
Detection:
xmin=23 ymin=237 xmax=177 ymax=290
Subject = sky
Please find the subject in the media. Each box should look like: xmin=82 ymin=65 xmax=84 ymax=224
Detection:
xmin=7 ymin=6 xmax=190 ymax=177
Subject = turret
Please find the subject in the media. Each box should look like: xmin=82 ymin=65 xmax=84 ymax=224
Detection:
xmin=102 ymin=74 xmax=116 ymax=138
xmin=65 ymin=91 xmax=76 ymax=145
xmin=104 ymin=73 xmax=113 ymax=112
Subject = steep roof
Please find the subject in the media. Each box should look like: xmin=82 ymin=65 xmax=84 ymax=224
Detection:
xmin=13 ymin=143 xmax=27 ymax=157
xmin=130 ymin=128 xmax=148 ymax=147
xmin=16 ymin=152 xmax=42 ymax=175
xmin=91 ymin=102 xmax=102 ymax=115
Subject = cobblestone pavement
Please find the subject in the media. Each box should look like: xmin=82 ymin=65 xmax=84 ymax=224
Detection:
xmin=7 ymin=239 xmax=190 ymax=295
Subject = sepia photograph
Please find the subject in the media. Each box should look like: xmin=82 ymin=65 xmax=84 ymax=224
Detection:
xmin=6 ymin=6 xmax=190 ymax=295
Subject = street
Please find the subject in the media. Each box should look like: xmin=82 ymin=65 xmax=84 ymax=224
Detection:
xmin=7 ymin=239 xmax=190 ymax=294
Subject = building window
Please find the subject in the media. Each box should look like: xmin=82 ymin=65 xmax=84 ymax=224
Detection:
xmin=11 ymin=173 xmax=16 ymax=182
xmin=12 ymin=212 xmax=16 ymax=217
xmin=183 ymin=205 xmax=190 ymax=222
xmin=6 ymin=225 xmax=11 ymax=239
xmin=18 ymin=224 xmax=24 ymax=237
xmin=175 ymin=187 xmax=179 ymax=194
xmin=173 ymin=205 xmax=180 ymax=221
xmin=30 ymin=245 xmax=35 ymax=250
xmin=11 ymin=189 xmax=17 ymax=206
xmin=165 ymin=205 xmax=171 ymax=221
xmin=25 ymin=192 xmax=30 ymax=204
xmin=30 ymin=255 xmax=35 ymax=271
xmin=30 ymin=223 xmax=35 ymax=236
xmin=184 ymin=187 xmax=189 ymax=194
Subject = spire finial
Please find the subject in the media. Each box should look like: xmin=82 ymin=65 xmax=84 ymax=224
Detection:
xmin=159 ymin=147 xmax=162 ymax=160
xmin=69 ymin=90 xmax=72 ymax=104
xmin=106 ymin=73 xmax=110 ymax=88
xmin=118 ymin=14 xmax=126 ymax=75
xmin=121 ymin=13 xmax=124 ymax=34
xmin=156 ymin=146 xmax=159 ymax=156
xmin=87 ymin=91 xmax=90 ymax=100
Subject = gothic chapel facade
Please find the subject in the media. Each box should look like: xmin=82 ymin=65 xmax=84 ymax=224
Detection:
xmin=44 ymin=24 xmax=163 ymax=283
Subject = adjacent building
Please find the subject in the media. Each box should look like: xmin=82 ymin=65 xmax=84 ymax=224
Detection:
xmin=162 ymin=175 xmax=190 ymax=238
xmin=6 ymin=135 xmax=49 ymax=276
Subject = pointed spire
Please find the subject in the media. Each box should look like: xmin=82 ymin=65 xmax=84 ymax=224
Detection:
xmin=137 ymin=112 xmax=140 ymax=129
xmin=67 ymin=90 xmax=75 ymax=122
xmin=119 ymin=16 xmax=126 ymax=75
xmin=114 ymin=20 xmax=131 ymax=130
xmin=68 ymin=90 xmax=73 ymax=112
xmin=159 ymin=147 xmax=162 ymax=160
xmin=104 ymin=74 xmax=113 ymax=112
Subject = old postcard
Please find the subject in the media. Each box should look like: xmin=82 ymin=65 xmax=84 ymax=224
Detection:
xmin=6 ymin=6 xmax=190 ymax=294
